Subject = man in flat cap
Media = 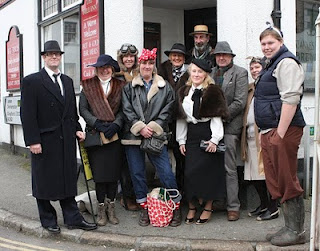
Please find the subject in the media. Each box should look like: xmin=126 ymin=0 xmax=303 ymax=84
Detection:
xmin=210 ymin=41 xmax=248 ymax=222
xmin=187 ymin=24 xmax=215 ymax=66
xmin=20 ymin=40 xmax=97 ymax=234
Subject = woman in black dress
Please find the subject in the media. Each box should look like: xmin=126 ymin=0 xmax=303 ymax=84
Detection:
xmin=176 ymin=59 xmax=228 ymax=225
xmin=79 ymin=54 xmax=126 ymax=226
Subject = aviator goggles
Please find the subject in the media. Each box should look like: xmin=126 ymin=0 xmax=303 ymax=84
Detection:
xmin=120 ymin=44 xmax=137 ymax=54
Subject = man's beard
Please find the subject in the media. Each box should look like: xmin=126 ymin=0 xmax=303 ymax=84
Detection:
xmin=195 ymin=42 xmax=208 ymax=53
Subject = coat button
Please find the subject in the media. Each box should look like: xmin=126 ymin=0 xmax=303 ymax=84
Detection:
xmin=60 ymin=136 xmax=63 ymax=140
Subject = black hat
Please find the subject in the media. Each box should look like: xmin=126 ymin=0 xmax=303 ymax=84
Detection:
xmin=191 ymin=58 xmax=212 ymax=73
xmin=88 ymin=54 xmax=120 ymax=72
xmin=164 ymin=43 xmax=187 ymax=57
xmin=214 ymin=41 xmax=236 ymax=57
xmin=41 ymin=40 xmax=64 ymax=55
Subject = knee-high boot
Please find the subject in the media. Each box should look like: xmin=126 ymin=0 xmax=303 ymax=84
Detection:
xmin=270 ymin=195 xmax=306 ymax=246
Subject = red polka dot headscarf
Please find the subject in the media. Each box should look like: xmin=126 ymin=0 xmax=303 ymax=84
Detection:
xmin=138 ymin=48 xmax=157 ymax=63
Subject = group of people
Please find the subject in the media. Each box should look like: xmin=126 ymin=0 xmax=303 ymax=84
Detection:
xmin=20 ymin=23 xmax=306 ymax=247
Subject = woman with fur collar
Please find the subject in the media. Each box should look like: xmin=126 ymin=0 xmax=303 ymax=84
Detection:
xmin=176 ymin=59 xmax=229 ymax=225
xmin=114 ymin=43 xmax=140 ymax=212
xmin=79 ymin=54 xmax=126 ymax=226
xmin=121 ymin=48 xmax=182 ymax=227
xmin=158 ymin=43 xmax=189 ymax=194
xmin=115 ymin=43 xmax=139 ymax=83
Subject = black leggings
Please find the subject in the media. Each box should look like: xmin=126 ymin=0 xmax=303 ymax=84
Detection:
xmin=95 ymin=182 xmax=118 ymax=203
xmin=252 ymin=180 xmax=278 ymax=212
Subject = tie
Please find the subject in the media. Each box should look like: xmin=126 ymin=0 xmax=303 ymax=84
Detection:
xmin=53 ymin=73 xmax=62 ymax=95
xmin=192 ymin=89 xmax=203 ymax=119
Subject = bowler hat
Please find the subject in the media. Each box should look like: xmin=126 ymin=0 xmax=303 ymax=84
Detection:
xmin=41 ymin=40 xmax=64 ymax=55
xmin=214 ymin=41 xmax=236 ymax=57
xmin=88 ymin=54 xmax=120 ymax=72
xmin=164 ymin=43 xmax=187 ymax=57
xmin=189 ymin=25 xmax=213 ymax=36
xmin=191 ymin=58 xmax=212 ymax=73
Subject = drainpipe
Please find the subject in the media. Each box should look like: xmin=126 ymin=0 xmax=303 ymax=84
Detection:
xmin=271 ymin=0 xmax=281 ymax=28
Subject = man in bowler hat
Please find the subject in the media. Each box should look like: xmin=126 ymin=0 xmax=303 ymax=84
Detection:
xmin=20 ymin=40 xmax=97 ymax=234
xmin=187 ymin=24 xmax=215 ymax=66
xmin=210 ymin=41 xmax=248 ymax=221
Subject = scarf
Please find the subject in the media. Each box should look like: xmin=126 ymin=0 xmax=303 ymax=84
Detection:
xmin=81 ymin=76 xmax=125 ymax=122
xmin=213 ymin=62 xmax=233 ymax=87
xmin=193 ymin=44 xmax=212 ymax=60
xmin=172 ymin=65 xmax=183 ymax=82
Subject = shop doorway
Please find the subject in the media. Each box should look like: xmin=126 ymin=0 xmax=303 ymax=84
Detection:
xmin=144 ymin=22 xmax=161 ymax=67
xmin=184 ymin=7 xmax=217 ymax=52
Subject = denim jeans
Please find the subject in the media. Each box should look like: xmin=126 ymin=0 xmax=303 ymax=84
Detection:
xmin=125 ymin=145 xmax=181 ymax=204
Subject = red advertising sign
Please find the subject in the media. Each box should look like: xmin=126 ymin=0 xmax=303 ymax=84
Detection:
xmin=81 ymin=0 xmax=100 ymax=81
xmin=6 ymin=26 xmax=23 ymax=91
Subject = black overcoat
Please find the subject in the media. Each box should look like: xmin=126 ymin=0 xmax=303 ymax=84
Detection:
xmin=20 ymin=68 xmax=82 ymax=200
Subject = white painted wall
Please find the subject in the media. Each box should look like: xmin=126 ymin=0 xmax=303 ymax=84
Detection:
xmin=104 ymin=0 xmax=144 ymax=59
xmin=144 ymin=6 xmax=184 ymax=63
xmin=0 ymin=0 xmax=39 ymax=147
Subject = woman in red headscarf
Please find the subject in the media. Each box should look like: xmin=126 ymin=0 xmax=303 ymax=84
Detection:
xmin=121 ymin=48 xmax=182 ymax=227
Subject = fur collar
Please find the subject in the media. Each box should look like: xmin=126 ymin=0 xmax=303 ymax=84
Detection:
xmin=81 ymin=76 xmax=126 ymax=122
xmin=159 ymin=60 xmax=189 ymax=91
xmin=177 ymin=83 xmax=229 ymax=120
xmin=132 ymin=74 xmax=166 ymax=102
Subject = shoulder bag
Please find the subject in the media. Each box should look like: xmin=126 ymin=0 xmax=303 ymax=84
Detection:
xmin=134 ymin=88 xmax=166 ymax=156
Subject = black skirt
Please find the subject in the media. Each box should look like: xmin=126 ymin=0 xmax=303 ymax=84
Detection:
xmin=184 ymin=121 xmax=226 ymax=201
xmin=87 ymin=140 xmax=123 ymax=183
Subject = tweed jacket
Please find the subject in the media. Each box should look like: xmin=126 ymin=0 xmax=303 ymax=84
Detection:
xmin=210 ymin=64 xmax=248 ymax=135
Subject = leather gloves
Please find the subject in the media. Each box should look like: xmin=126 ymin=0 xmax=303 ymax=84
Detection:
xmin=104 ymin=123 xmax=120 ymax=139
xmin=93 ymin=119 xmax=109 ymax=133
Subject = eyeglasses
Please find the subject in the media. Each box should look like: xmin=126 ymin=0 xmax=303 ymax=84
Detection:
xmin=120 ymin=44 xmax=137 ymax=54
xmin=46 ymin=52 xmax=62 ymax=57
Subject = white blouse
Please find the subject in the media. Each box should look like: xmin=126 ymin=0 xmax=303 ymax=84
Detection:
xmin=176 ymin=84 xmax=224 ymax=146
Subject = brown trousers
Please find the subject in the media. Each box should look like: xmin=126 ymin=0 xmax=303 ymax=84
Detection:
xmin=261 ymin=126 xmax=304 ymax=203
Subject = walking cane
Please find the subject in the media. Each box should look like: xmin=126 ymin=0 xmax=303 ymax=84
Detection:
xmin=77 ymin=140 xmax=96 ymax=224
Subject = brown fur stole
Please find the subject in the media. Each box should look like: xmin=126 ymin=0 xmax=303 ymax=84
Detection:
xmin=81 ymin=76 xmax=126 ymax=122
xmin=176 ymin=84 xmax=229 ymax=120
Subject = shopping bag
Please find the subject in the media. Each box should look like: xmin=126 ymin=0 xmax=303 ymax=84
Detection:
xmin=147 ymin=187 xmax=179 ymax=227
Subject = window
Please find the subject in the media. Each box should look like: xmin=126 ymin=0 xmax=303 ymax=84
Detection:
xmin=43 ymin=12 xmax=80 ymax=92
xmin=43 ymin=0 xmax=58 ymax=18
xmin=64 ymin=21 xmax=77 ymax=43
xmin=63 ymin=0 xmax=81 ymax=10
xmin=296 ymin=0 xmax=320 ymax=91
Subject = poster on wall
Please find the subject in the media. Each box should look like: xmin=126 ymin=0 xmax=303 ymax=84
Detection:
xmin=6 ymin=26 xmax=23 ymax=92
xmin=80 ymin=0 xmax=103 ymax=81
xmin=4 ymin=96 xmax=21 ymax=125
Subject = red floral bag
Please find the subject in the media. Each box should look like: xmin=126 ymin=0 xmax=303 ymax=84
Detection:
xmin=147 ymin=188 xmax=179 ymax=227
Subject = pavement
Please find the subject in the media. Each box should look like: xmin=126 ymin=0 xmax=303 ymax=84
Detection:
xmin=0 ymin=145 xmax=312 ymax=251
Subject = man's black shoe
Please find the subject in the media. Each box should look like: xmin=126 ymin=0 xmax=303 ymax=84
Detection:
xmin=67 ymin=220 xmax=97 ymax=231
xmin=44 ymin=225 xmax=61 ymax=234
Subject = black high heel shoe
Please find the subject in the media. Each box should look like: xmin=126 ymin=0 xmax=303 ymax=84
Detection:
xmin=185 ymin=208 xmax=197 ymax=225
xmin=196 ymin=208 xmax=213 ymax=225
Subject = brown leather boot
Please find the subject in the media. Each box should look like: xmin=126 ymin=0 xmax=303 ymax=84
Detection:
xmin=96 ymin=203 xmax=107 ymax=226
xmin=139 ymin=208 xmax=150 ymax=226
xmin=105 ymin=198 xmax=119 ymax=225
xmin=169 ymin=208 xmax=182 ymax=227
xmin=126 ymin=198 xmax=140 ymax=211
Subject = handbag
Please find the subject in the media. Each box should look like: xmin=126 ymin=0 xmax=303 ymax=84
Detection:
xmin=134 ymin=87 xmax=166 ymax=155
xmin=84 ymin=129 xmax=102 ymax=148
xmin=140 ymin=133 xmax=166 ymax=156
xmin=200 ymin=140 xmax=227 ymax=153
xmin=147 ymin=187 xmax=180 ymax=227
